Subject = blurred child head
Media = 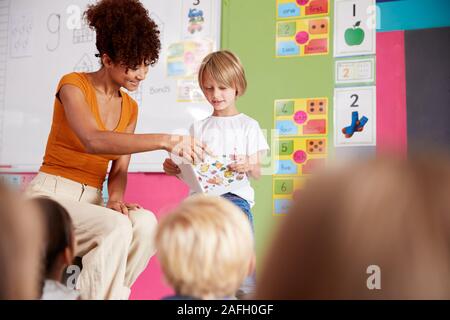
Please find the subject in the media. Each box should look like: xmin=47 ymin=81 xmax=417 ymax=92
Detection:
xmin=33 ymin=197 xmax=75 ymax=283
xmin=257 ymin=154 xmax=450 ymax=299
xmin=155 ymin=194 xmax=254 ymax=299
xmin=198 ymin=50 xmax=247 ymax=112
xmin=0 ymin=183 xmax=44 ymax=299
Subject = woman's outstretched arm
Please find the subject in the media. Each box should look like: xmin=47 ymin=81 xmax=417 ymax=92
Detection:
xmin=59 ymin=84 xmax=209 ymax=163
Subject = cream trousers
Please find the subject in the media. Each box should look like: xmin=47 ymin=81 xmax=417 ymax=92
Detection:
xmin=25 ymin=172 xmax=157 ymax=300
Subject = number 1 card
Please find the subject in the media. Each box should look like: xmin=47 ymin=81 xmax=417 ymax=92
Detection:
xmin=334 ymin=0 xmax=376 ymax=57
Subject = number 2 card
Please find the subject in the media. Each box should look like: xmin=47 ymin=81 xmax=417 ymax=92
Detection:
xmin=334 ymin=86 xmax=376 ymax=146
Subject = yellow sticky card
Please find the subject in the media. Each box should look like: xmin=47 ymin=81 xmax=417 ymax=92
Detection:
xmin=276 ymin=137 xmax=327 ymax=176
xmin=275 ymin=98 xmax=328 ymax=137
xmin=276 ymin=18 xmax=329 ymax=57
xmin=277 ymin=0 xmax=330 ymax=20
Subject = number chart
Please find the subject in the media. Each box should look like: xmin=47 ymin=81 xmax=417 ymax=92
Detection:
xmin=275 ymin=98 xmax=328 ymax=137
xmin=335 ymin=57 xmax=375 ymax=85
xmin=273 ymin=177 xmax=305 ymax=215
xmin=273 ymin=96 xmax=329 ymax=215
xmin=276 ymin=0 xmax=329 ymax=20
xmin=276 ymin=137 xmax=327 ymax=176
xmin=333 ymin=1 xmax=376 ymax=148
xmin=276 ymin=17 xmax=330 ymax=57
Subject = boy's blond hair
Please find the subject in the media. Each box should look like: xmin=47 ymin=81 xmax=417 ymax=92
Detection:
xmin=198 ymin=50 xmax=247 ymax=97
xmin=155 ymin=194 xmax=254 ymax=299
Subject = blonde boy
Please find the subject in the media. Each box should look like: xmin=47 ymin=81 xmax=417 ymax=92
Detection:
xmin=155 ymin=195 xmax=254 ymax=300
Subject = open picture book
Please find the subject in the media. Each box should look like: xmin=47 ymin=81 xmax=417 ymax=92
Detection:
xmin=171 ymin=153 xmax=250 ymax=196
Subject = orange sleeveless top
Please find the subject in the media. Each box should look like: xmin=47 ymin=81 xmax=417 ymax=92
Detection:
xmin=40 ymin=72 xmax=138 ymax=189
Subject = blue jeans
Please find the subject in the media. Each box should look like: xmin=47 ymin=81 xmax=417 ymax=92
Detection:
xmin=221 ymin=193 xmax=256 ymax=298
xmin=221 ymin=193 xmax=254 ymax=232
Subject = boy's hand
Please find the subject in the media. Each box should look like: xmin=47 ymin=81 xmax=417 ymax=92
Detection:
xmin=163 ymin=158 xmax=181 ymax=176
xmin=228 ymin=155 xmax=251 ymax=173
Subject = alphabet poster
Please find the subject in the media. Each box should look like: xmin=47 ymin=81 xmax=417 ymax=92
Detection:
xmin=334 ymin=0 xmax=376 ymax=57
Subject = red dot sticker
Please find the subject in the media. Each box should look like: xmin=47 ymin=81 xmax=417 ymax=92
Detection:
xmin=295 ymin=31 xmax=309 ymax=45
xmin=294 ymin=111 xmax=307 ymax=124
xmin=296 ymin=0 xmax=309 ymax=5
xmin=293 ymin=150 xmax=307 ymax=164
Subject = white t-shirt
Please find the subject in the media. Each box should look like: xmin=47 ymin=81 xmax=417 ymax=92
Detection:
xmin=41 ymin=279 xmax=80 ymax=300
xmin=190 ymin=113 xmax=269 ymax=207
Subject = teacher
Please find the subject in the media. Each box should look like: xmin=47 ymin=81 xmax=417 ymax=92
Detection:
xmin=26 ymin=0 xmax=207 ymax=300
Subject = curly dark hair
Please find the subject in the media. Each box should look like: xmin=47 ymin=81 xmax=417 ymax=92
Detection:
xmin=85 ymin=0 xmax=161 ymax=68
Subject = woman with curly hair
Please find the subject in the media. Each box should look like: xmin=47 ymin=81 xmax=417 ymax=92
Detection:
xmin=26 ymin=0 xmax=207 ymax=300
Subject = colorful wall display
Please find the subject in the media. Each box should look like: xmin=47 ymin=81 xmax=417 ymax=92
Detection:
xmin=335 ymin=57 xmax=376 ymax=85
xmin=272 ymin=2 xmax=332 ymax=215
xmin=167 ymin=39 xmax=214 ymax=78
xmin=276 ymin=17 xmax=330 ymax=57
xmin=276 ymin=0 xmax=329 ymax=19
xmin=181 ymin=0 xmax=217 ymax=39
xmin=334 ymin=0 xmax=376 ymax=57
xmin=334 ymin=86 xmax=376 ymax=147
xmin=333 ymin=0 xmax=377 ymax=151
xmin=272 ymin=176 xmax=305 ymax=215
xmin=273 ymin=94 xmax=329 ymax=215
xmin=274 ymin=98 xmax=328 ymax=136
xmin=276 ymin=136 xmax=328 ymax=176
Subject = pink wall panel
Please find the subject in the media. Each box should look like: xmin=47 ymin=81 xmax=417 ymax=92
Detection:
xmin=124 ymin=173 xmax=189 ymax=300
xmin=376 ymin=31 xmax=408 ymax=155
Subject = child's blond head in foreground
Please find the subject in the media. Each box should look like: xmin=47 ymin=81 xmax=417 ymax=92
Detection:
xmin=155 ymin=195 xmax=254 ymax=299
xmin=198 ymin=50 xmax=247 ymax=97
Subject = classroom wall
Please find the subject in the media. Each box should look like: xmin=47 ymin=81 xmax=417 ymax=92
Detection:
xmin=124 ymin=174 xmax=189 ymax=300
xmin=221 ymin=0 xmax=335 ymax=269
xmin=377 ymin=0 xmax=450 ymax=32
xmin=376 ymin=0 xmax=450 ymax=156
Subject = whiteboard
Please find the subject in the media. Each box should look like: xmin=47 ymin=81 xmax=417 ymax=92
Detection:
xmin=0 ymin=0 xmax=221 ymax=172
